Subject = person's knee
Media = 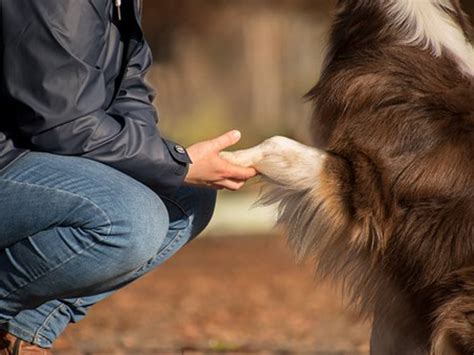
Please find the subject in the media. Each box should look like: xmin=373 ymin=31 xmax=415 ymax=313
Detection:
xmin=102 ymin=184 xmax=170 ymax=272
xmin=96 ymin=185 xmax=216 ymax=271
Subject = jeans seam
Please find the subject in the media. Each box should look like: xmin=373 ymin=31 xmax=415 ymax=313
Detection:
xmin=4 ymin=324 xmax=44 ymax=344
xmin=0 ymin=151 xmax=30 ymax=174
xmin=156 ymin=230 xmax=184 ymax=261
xmin=31 ymin=304 xmax=64 ymax=345
xmin=159 ymin=195 xmax=190 ymax=221
xmin=0 ymin=180 xmax=113 ymax=299
xmin=156 ymin=194 xmax=191 ymax=260
xmin=32 ymin=298 xmax=82 ymax=345
xmin=132 ymin=230 xmax=184 ymax=277
xmin=0 ymin=178 xmax=113 ymax=233
xmin=0 ymin=229 xmax=113 ymax=299
xmin=2 ymin=323 xmax=53 ymax=347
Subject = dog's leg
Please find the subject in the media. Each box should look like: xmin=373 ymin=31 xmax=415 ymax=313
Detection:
xmin=220 ymin=136 xmax=326 ymax=189
xmin=370 ymin=312 xmax=431 ymax=355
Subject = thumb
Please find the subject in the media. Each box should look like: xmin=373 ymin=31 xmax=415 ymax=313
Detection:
xmin=210 ymin=130 xmax=241 ymax=151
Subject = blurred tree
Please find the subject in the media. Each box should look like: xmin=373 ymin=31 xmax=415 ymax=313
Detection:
xmin=143 ymin=0 xmax=474 ymax=63
xmin=142 ymin=0 xmax=333 ymax=61
xmin=141 ymin=0 xmax=474 ymax=147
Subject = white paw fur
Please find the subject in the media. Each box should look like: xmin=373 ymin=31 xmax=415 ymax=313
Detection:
xmin=220 ymin=136 xmax=326 ymax=189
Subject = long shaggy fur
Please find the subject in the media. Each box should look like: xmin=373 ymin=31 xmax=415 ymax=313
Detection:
xmin=259 ymin=1 xmax=474 ymax=353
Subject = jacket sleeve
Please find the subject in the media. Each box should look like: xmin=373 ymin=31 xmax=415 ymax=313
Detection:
xmin=1 ymin=0 xmax=191 ymax=196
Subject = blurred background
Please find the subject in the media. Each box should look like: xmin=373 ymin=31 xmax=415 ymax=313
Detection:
xmin=142 ymin=0 xmax=474 ymax=236
xmin=55 ymin=1 xmax=474 ymax=353
xmin=144 ymin=0 xmax=334 ymax=237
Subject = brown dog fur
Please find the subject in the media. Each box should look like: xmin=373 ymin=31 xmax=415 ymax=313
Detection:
xmin=222 ymin=1 xmax=474 ymax=353
xmin=276 ymin=1 xmax=474 ymax=353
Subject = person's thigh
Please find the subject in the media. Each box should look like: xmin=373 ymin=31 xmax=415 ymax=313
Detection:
xmin=0 ymin=151 xmax=171 ymax=313
xmin=0 ymin=152 xmax=216 ymax=346
xmin=0 ymin=152 xmax=168 ymax=244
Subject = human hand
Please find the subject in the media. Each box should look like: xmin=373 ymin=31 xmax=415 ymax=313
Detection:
xmin=184 ymin=130 xmax=258 ymax=191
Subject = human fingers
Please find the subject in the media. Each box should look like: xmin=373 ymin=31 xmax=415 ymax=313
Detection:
xmin=220 ymin=161 xmax=258 ymax=180
xmin=215 ymin=179 xmax=246 ymax=191
xmin=210 ymin=130 xmax=241 ymax=151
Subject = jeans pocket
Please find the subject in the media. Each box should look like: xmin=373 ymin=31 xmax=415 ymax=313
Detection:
xmin=160 ymin=195 xmax=190 ymax=231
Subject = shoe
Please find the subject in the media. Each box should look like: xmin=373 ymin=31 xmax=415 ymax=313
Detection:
xmin=0 ymin=331 xmax=51 ymax=355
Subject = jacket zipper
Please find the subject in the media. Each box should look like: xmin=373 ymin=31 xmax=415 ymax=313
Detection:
xmin=115 ymin=0 xmax=142 ymax=21
xmin=115 ymin=0 xmax=122 ymax=21
xmin=109 ymin=0 xmax=145 ymax=107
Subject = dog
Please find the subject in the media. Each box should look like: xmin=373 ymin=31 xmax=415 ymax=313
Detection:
xmin=221 ymin=0 xmax=474 ymax=353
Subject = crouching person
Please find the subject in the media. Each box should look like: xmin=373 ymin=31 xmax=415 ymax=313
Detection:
xmin=0 ymin=0 xmax=256 ymax=353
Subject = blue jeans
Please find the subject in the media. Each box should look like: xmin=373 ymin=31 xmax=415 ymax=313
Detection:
xmin=0 ymin=151 xmax=216 ymax=348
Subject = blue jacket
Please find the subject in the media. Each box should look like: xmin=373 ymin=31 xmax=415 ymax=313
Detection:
xmin=0 ymin=0 xmax=191 ymax=195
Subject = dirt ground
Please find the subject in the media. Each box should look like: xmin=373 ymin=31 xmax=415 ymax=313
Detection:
xmin=53 ymin=235 xmax=370 ymax=355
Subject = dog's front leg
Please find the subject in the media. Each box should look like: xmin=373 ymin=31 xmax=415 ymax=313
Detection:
xmin=220 ymin=136 xmax=326 ymax=189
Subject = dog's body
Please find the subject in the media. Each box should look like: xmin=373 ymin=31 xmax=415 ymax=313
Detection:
xmin=222 ymin=0 xmax=474 ymax=353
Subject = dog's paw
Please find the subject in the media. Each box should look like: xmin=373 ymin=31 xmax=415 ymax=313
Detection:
xmin=219 ymin=150 xmax=260 ymax=168
xmin=219 ymin=136 xmax=291 ymax=168
xmin=221 ymin=136 xmax=326 ymax=188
